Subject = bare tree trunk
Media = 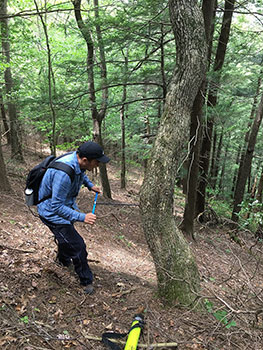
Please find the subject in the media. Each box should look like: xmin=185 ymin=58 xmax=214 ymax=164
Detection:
xmin=179 ymin=0 xmax=216 ymax=238
xmin=120 ymin=50 xmax=128 ymax=189
xmin=196 ymin=0 xmax=235 ymax=218
xmin=140 ymin=0 xmax=207 ymax=306
xmin=34 ymin=0 xmax=57 ymax=156
xmin=160 ymin=22 xmax=167 ymax=100
xmin=232 ymin=68 xmax=262 ymax=201
xmin=120 ymin=101 xmax=126 ymax=190
xmin=209 ymin=127 xmax=217 ymax=187
xmin=0 ymin=125 xmax=11 ymax=191
xmin=256 ymin=166 xmax=263 ymax=203
xmin=73 ymin=0 xmax=111 ymax=198
xmin=179 ymin=86 xmax=204 ymax=239
xmin=218 ymin=134 xmax=230 ymax=194
xmin=211 ymin=126 xmax=224 ymax=190
xmin=232 ymin=90 xmax=263 ymax=221
xmin=0 ymin=91 xmax=10 ymax=144
xmin=231 ymin=144 xmax=241 ymax=195
xmin=251 ymin=173 xmax=258 ymax=199
xmin=0 ymin=0 xmax=24 ymax=161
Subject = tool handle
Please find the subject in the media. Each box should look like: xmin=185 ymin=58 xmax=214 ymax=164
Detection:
xmin=92 ymin=192 xmax=99 ymax=214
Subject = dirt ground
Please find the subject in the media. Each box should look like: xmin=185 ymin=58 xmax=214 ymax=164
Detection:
xmin=1 ymin=146 xmax=263 ymax=350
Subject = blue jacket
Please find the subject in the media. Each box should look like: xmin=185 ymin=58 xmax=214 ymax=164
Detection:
xmin=37 ymin=152 xmax=94 ymax=224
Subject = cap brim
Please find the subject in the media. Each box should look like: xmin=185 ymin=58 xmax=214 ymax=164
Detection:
xmin=97 ymin=155 xmax=110 ymax=163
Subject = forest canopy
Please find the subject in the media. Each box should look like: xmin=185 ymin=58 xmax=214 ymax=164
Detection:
xmin=1 ymin=1 xmax=263 ymax=240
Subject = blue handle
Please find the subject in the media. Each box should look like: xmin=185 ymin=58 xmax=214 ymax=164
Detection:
xmin=92 ymin=192 xmax=99 ymax=214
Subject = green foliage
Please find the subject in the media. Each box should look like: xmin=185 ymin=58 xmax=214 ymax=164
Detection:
xmin=204 ymin=299 xmax=237 ymax=329
xmin=4 ymin=0 xmax=175 ymax=161
xmin=236 ymin=198 xmax=263 ymax=232
xmin=2 ymin=0 xmax=263 ymax=208
xmin=207 ymin=188 xmax=232 ymax=218
xmin=20 ymin=315 xmax=29 ymax=324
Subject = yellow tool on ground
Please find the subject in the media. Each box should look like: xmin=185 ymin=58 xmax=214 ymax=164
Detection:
xmin=124 ymin=314 xmax=144 ymax=350
xmin=101 ymin=313 xmax=144 ymax=350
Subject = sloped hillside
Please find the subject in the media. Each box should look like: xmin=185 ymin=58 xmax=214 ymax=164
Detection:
xmin=1 ymin=147 xmax=263 ymax=350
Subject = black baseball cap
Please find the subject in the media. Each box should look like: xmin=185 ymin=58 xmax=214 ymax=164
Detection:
xmin=77 ymin=141 xmax=110 ymax=163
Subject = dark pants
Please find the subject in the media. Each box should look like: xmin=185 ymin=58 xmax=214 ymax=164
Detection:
xmin=40 ymin=217 xmax=93 ymax=286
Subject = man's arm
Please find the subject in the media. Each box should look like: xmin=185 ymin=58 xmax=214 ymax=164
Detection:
xmin=50 ymin=172 xmax=94 ymax=223
xmin=83 ymin=174 xmax=101 ymax=193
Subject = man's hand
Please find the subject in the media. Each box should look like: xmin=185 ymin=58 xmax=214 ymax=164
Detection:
xmin=91 ymin=186 xmax=101 ymax=193
xmin=84 ymin=213 xmax=96 ymax=225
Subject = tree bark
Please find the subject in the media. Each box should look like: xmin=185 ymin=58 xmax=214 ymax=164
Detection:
xmin=160 ymin=22 xmax=167 ymax=100
xmin=256 ymin=166 xmax=263 ymax=203
xmin=179 ymin=0 xmax=216 ymax=238
xmin=0 ymin=91 xmax=10 ymax=144
xmin=218 ymin=134 xmax=230 ymax=194
xmin=120 ymin=50 xmax=128 ymax=189
xmin=140 ymin=0 xmax=207 ymax=306
xmin=209 ymin=126 xmax=217 ymax=187
xmin=231 ymin=144 xmax=241 ymax=195
xmin=34 ymin=0 xmax=57 ymax=156
xmin=232 ymin=68 xmax=262 ymax=201
xmin=211 ymin=126 xmax=223 ymax=190
xmin=73 ymin=0 xmax=111 ymax=198
xmin=0 ymin=0 xmax=24 ymax=161
xmin=196 ymin=0 xmax=235 ymax=218
xmin=232 ymin=90 xmax=263 ymax=221
xmin=0 ymin=124 xmax=11 ymax=191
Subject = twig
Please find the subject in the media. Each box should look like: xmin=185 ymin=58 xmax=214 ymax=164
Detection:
xmin=0 ymin=243 xmax=35 ymax=254
xmin=111 ymin=287 xmax=137 ymax=298
xmin=209 ymin=289 xmax=256 ymax=315
xmin=82 ymin=333 xmax=178 ymax=348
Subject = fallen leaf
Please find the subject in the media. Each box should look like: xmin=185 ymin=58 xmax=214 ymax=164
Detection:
xmin=105 ymin=322 xmax=113 ymax=329
xmin=54 ymin=308 xmax=63 ymax=320
xmin=48 ymin=296 xmax=57 ymax=304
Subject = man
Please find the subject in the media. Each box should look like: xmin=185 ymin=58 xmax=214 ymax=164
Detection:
xmin=37 ymin=141 xmax=110 ymax=294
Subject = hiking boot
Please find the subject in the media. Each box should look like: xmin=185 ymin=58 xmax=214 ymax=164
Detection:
xmin=84 ymin=284 xmax=94 ymax=295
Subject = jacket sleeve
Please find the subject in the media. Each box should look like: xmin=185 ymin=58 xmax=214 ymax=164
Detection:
xmin=82 ymin=174 xmax=94 ymax=190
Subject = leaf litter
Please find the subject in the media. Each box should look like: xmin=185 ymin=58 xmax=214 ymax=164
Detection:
xmin=0 ymin=148 xmax=263 ymax=349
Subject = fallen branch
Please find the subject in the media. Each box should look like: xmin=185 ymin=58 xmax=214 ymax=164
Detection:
xmin=82 ymin=333 xmax=178 ymax=348
xmin=0 ymin=243 xmax=35 ymax=254
xmin=111 ymin=286 xmax=137 ymax=298
xmin=210 ymin=289 xmax=257 ymax=315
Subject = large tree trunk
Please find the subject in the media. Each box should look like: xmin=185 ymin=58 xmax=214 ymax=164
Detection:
xmin=232 ymin=90 xmax=263 ymax=221
xmin=0 ymin=0 xmax=24 ymax=161
xmin=196 ymin=0 xmax=235 ymax=218
xmin=73 ymin=0 xmax=111 ymax=198
xmin=140 ymin=0 xmax=207 ymax=306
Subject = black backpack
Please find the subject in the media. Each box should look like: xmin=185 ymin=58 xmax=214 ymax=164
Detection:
xmin=25 ymin=153 xmax=75 ymax=206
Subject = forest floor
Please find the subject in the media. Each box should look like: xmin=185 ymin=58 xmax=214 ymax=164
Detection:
xmin=1 ymin=145 xmax=263 ymax=350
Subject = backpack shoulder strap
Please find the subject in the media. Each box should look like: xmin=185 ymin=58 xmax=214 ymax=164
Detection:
xmin=35 ymin=153 xmax=76 ymax=205
xmin=48 ymin=162 xmax=75 ymax=182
